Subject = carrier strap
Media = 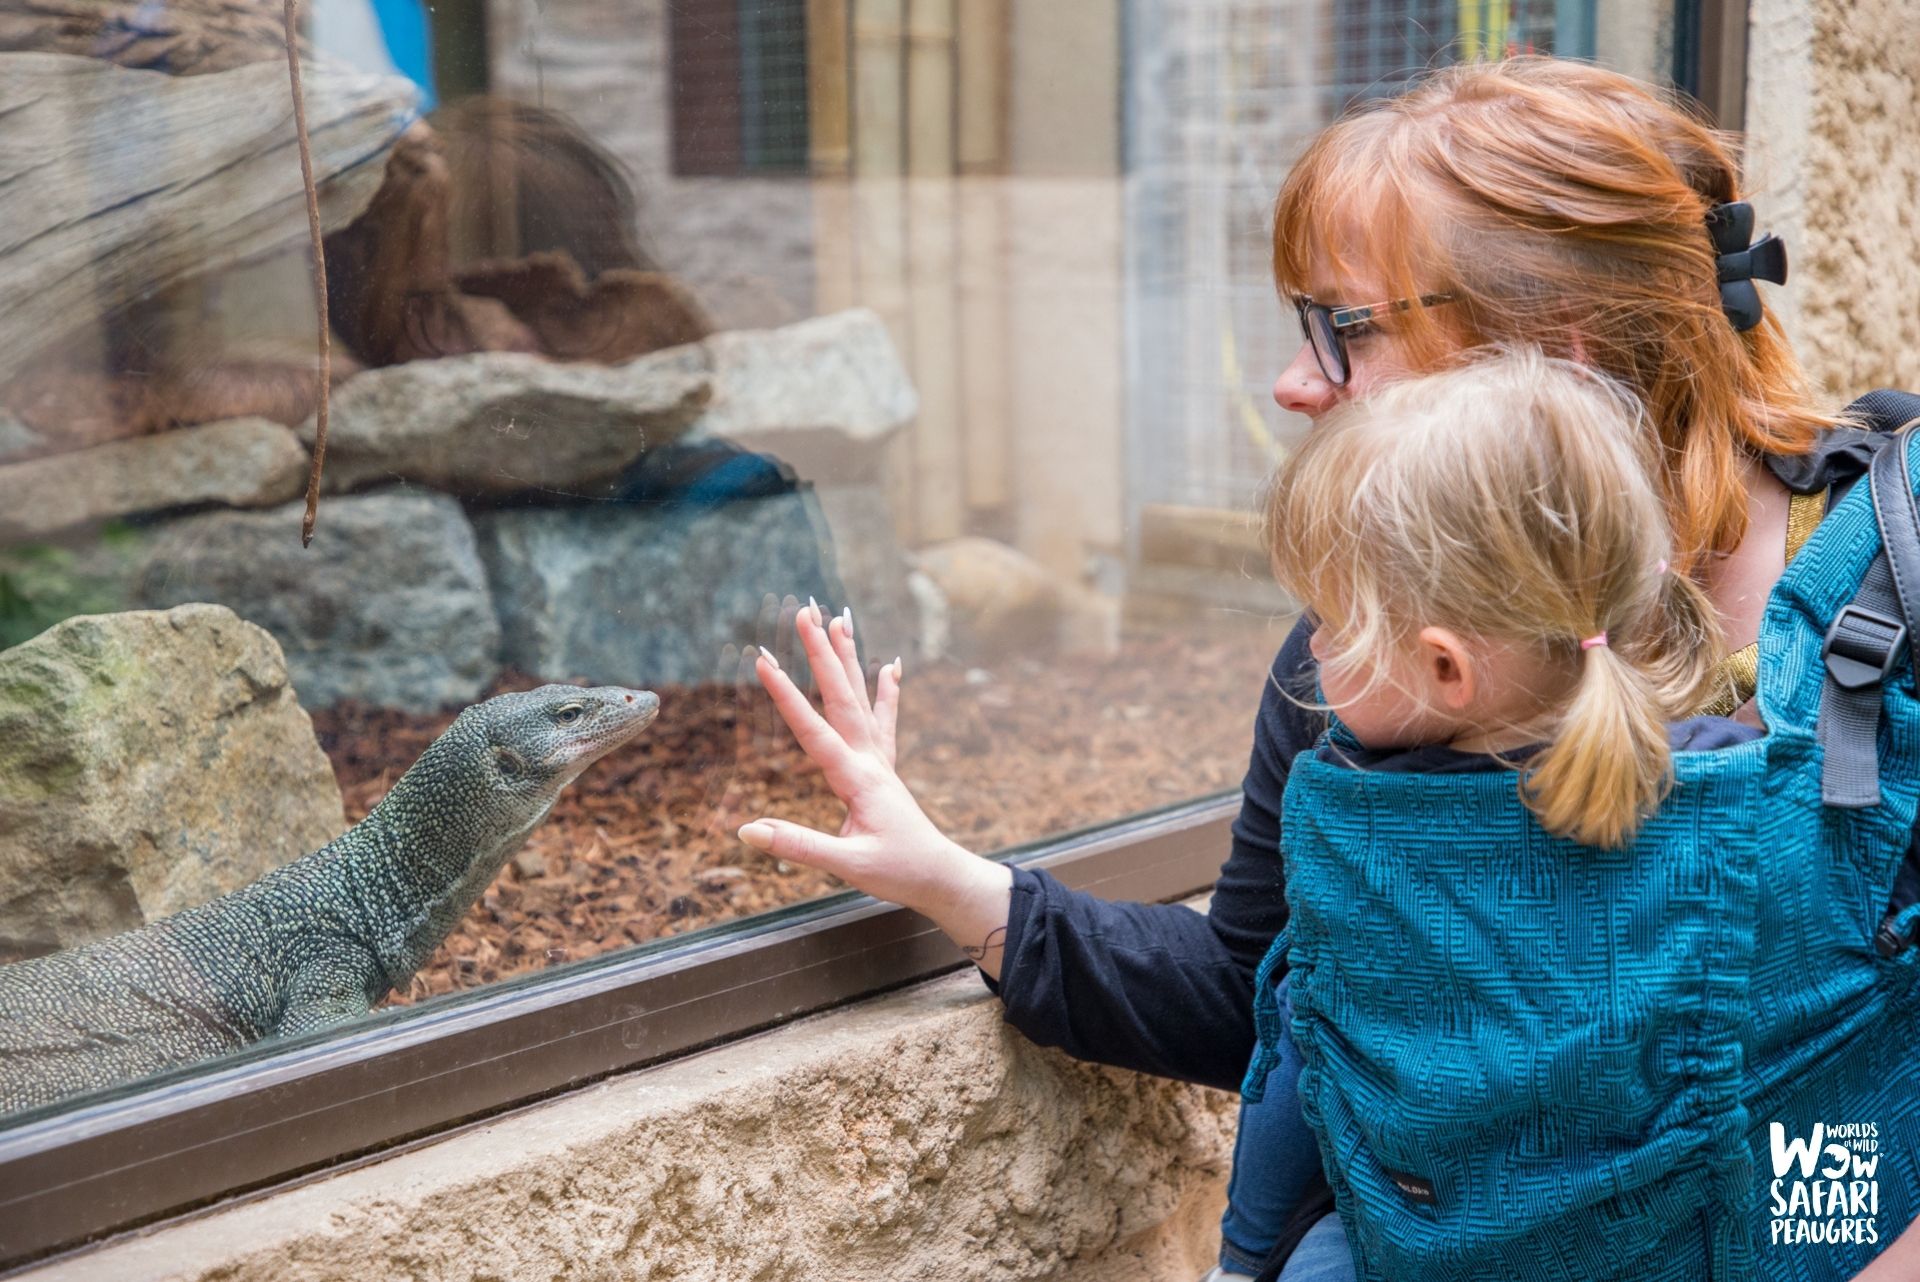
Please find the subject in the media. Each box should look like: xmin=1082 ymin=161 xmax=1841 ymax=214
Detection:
xmin=1820 ymin=420 xmax=1920 ymax=806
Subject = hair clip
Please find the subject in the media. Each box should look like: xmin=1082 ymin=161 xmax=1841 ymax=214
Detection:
xmin=1706 ymin=201 xmax=1789 ymax=333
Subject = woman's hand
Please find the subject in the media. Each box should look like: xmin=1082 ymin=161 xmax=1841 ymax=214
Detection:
xmin=738 ymin=600 xmax=1014 ymax=976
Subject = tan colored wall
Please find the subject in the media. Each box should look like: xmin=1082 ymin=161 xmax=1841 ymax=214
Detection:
xmin=1747 ymin=0 xmax=1920 ymax=399
xmin=25 ymin=973 xmax=1234 ymax=1282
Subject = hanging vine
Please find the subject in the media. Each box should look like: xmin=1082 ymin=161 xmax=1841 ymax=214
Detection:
xmin=280 ymin=0 xmax=331 ymax=546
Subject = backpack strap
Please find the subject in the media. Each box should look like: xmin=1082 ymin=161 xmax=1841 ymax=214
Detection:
xmin=1819 ymin=392 xmax=1920 ymax=807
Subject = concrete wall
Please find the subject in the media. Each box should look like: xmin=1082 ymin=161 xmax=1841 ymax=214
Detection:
xmin=25 ymin=973 xmax=1235 ymax=1282
xmin=1747 ymin=0 xmax=1920 ymax=398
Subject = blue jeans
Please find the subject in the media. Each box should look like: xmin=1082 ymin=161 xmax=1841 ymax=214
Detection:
xmin=1220 ymin=975 xmax=1347 ymax=1274
xmin=1277 ymin=1213 xmax=1357 ymax=1282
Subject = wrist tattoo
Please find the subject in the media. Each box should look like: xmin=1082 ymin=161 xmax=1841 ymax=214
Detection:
xmin=962 ymin=927 xmax=1007 ymax=962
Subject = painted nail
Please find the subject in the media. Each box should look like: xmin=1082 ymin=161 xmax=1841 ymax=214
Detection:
xmin=758 ymin=647 xmax=780 ymax=671
xmin=892 ymin=657 xmax=903 ymax=680
xmin=843 ymin=605 xmax=854 ymax=636
xmin=808 ymin=595 xmax=822 ymax=626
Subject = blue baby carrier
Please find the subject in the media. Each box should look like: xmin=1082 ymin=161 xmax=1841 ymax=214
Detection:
xmin=1245 ymin=395 xmax=1920 ymax=1280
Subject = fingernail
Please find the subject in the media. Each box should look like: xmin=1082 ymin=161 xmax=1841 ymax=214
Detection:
xmin=843 ymin=605 xmax=854 ymax=635
xmin=892 ymin=656 xmax=903 ymax=680
xmin=808 ymin=595 xmax=822 ymax=625
xmin=738 ymin=822 xmax=773 ymax=849
xmin=758 ymin=647 xmax=780 ymax=671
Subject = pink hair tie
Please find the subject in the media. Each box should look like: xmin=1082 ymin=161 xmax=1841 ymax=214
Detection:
xmin=1580 ymin=632 xmax=1610 ymax=651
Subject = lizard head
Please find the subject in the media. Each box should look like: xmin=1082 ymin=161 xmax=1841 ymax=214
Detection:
xmin=477 ymin=684 xmax=660 ymax=799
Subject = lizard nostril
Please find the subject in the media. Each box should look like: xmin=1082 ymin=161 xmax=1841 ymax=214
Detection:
xmin=624 ymin=694 xmax=634 ymax=703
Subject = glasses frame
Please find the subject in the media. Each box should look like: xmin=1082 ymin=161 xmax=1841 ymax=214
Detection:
xmin=1291 ymin=291 xmax=1456 ymax=387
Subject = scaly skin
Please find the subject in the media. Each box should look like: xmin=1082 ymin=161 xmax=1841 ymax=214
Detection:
xmin=0 ymin=684 xmax=658 ymax=1117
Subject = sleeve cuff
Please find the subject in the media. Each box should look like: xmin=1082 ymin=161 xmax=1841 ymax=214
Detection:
xmin=977 ymin=863 xmax=1046 ymax=997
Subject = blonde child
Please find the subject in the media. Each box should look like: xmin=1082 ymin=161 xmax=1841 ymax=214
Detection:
xmin=1214 ymin=346 xmax=1750 ymax=1280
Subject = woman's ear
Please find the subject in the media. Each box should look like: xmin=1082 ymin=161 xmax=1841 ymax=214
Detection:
xmin=1416 ymin=626 xmax=1478 ymax=711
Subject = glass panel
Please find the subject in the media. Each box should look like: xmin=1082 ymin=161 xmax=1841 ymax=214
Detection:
xmin=0 ymin=0 xmax=1678 ymax=1123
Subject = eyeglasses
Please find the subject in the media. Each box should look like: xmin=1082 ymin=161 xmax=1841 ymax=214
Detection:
xmin=1291 ymin=291 xmax=1456 ymax=387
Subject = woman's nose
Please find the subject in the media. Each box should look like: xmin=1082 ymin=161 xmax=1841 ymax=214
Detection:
xmin=1273 ymin=342 xmax=1339 ymax=419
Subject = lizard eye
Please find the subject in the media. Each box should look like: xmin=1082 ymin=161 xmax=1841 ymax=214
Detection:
xmin=556 ymin=704 xmax=584 ymax=725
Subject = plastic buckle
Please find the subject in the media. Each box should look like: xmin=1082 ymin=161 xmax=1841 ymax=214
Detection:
xmin=1823 ymin=605 xmax=1908 ymax=691
xmin=1875 ymin=912 xmax=1918 ymax=959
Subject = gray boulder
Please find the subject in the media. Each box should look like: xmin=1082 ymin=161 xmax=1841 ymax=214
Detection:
xmin=138 ymin=490 xmax=501 ymax=710
xmin=476 ymin=488 xmax=866 ymax=688
xmin=298 ymin=347 xmax=712 ymax=497
xmin=0 ymin=604 xmax=346 ymax=954
xmin=0 ymin=417 xmax=309 ymax=542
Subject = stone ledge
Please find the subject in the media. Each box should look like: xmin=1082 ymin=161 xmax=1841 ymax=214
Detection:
xmin=27 ymin=967 xmax=1235 ymax=1282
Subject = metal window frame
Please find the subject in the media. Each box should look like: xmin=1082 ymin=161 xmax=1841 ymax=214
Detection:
xmin=0 ymin=796 xmax=1236 ymax=1269
xmin=1675 ymin=0 xmax=1750 ymax=131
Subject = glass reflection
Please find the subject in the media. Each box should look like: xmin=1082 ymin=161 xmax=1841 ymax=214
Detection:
xmin=0 ymin=0 xmax=1672 ymax=1118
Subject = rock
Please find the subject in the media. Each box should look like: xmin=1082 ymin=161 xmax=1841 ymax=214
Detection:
xmin=298 ymin=346 xmax=711 ymax=497
xmin=677 ymin=308 xmax=918 ymax=438
xmin=298 ymin=308 xmax=914 ymax=499
xmin=0 ymin=604 xmax=347 ymax=955
xmin=913 ymin=538 xmax=1066 ymax=660
xmin=0 ymin=418 xmax=310 ymax=543
xmin=475 ymin=488 xmax=856 ymax=688
xmin=138 ymin=491 xmax=500 ymax=711
xmin=670 ymin=308 xmax=918 ymax=482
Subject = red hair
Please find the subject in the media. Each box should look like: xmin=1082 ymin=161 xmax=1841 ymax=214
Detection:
xmin=1272 ymin=56 xmax=1843 ymax=572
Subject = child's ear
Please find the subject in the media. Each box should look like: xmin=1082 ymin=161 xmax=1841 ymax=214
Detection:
xmin=1416 ymin=626 xmax=1477 ymax=711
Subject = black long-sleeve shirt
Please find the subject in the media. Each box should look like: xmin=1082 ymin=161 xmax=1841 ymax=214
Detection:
xmin=989 ymin=426 xmax=1920 ymax=1094
xmin=989 ymin=621 xmax=1316 ymax=1091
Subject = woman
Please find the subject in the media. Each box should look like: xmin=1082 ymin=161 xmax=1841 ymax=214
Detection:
xmin=736 ymin=57 xmax=1920 ymax=1279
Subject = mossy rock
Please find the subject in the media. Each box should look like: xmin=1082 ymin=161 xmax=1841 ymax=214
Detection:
xmin=0 ymin=604 xmax=347 ymax=955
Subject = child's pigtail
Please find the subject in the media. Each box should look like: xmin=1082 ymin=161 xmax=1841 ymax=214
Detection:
xmin=1528 ymin=565 xmax=1721 ymax=848
xmin=1526 ymin=640 xmax=1673 ymax=848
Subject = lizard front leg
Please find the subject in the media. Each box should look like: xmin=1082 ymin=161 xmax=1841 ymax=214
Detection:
xmin=273 ymin=945 xmax=384 ymax=1040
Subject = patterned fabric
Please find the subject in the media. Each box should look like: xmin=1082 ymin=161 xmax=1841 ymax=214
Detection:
xmin=1245 ymin=449 xmax=1920 ymax=1280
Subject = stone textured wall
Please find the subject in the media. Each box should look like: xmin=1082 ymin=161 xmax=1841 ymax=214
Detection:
xmin=1748 ymin=0 xmax=1920 ymax=399
xmin=27 ymin=974 xmax=1234 ymax=1282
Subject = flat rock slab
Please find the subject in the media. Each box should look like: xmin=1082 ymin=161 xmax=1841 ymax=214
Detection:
xmin=0 ymin=604 xmax=346 ymax=954
xmin=0 ymin=418 xmax=309 ymax=543
xmin=300 ymin=308 xmax=914 ymax=500
xmin=299 ymin=347 xmax=712 ymax=497
xmin=475 ymin=490 xmax=851 ymax=688
xmin=676 ymin=307 xmax=918 ymax=440
xmin=139 ymin=491 xmax=501 ymax=711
